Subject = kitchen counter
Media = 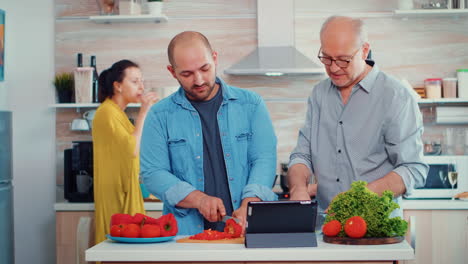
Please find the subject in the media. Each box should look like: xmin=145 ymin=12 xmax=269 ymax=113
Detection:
xmin=54 ymin=201 xmax=163 ymax=211
xmin=401 ymin=199 xmax=468 ymax=210
xmin=86 ymin=235 xmax=414 ymax=263
xmin=54 ymin=199 xmax=468 ymax=211
xmin=55 ymin=186 xmax=163 ymax=211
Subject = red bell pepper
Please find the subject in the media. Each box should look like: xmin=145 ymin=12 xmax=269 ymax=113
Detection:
xmin=223 ymin=218 xmax=242 ymax=238
xmin=132 ymin=213 xmax=147 ymax=224
xmin=110 ymin=213 xmax=133 ymax=227
xmin=159 ymin=213 xmax=178 ymax=237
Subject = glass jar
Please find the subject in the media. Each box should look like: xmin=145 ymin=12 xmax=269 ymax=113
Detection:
xmin=119 ymin=0 xmax=142 ymax=15
xmin=98 ymin=0 xmax=118 ymax=15
xmin=425 ymin=78 xmax=442 ymax=99
xmin=457 ymin=69 xmax=468 ymax=99
xmin=442 ymin=77 xmax=457 ymax=98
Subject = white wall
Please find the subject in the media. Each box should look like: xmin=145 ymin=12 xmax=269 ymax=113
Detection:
xmin=2 ymin=0 xmax=56 ymax=263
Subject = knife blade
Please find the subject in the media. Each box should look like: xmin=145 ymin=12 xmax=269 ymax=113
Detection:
xmin=222 ymin=215 xmax=241 ymax=224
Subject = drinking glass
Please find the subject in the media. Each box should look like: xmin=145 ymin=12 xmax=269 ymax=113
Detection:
xmin=448 ymin=162 xmax=458 ymax=200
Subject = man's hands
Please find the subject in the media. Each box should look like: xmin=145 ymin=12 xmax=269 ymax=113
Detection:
xmin=232 ymin=197 xmax=261 ymax=234
xmin=177 ymin=190 xmax=226 ymax=222
xmin=197 ymin=194 xmax=226 ymax=222
xmin=288 ymin=163 xmax=314 ymax=200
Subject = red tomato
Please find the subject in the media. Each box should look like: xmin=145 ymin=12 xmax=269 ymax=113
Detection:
xmin=344 ymin=216 xmax=367 ymax=238
xmin=322 ymin=220 xmax=341 ymax=237
xmin=141 ymin=224 xmax=161 ymax=238
xmin=110 ymin=224 xmax=124 ymax=237
xmin=122 ymin=223 xmax=141 ymax=238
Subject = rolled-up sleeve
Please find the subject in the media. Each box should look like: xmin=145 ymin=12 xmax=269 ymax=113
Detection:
xmin=385 ymin=95 xmax=429 ymax=196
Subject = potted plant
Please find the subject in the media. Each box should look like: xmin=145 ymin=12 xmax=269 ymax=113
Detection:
xmin=54 ymin=72 xmax=74 ymax=103
xmin=147 ymin=0 xmax=163 ymax=15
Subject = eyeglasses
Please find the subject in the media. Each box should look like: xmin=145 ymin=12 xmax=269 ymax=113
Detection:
xmin=317 ymin=47 xmax=361 ymax=68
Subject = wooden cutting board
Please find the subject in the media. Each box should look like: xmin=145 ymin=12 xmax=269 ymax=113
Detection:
xmin=323 ymin=235 xmax=404 ymax=245
xmin=176 ymin=237 xmax=244 ymax=244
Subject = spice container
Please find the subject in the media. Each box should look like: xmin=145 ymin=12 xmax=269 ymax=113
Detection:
xmin=442 ymin=77 xmax=457 ymax=98
xmin=425 ymin=78 xmax=442 ymax=99
xmin=457 ymin=69 xmax=468 ymax=99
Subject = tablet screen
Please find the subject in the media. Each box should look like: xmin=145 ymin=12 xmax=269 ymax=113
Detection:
xmin=246 ymin=200 xmax=317 ymax=234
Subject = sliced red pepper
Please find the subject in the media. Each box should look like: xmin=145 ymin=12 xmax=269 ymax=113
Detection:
xmin=190 ymin=229 xmax=229 ymax=240
xmin=223 ymin=218 xmax=242 ymax=238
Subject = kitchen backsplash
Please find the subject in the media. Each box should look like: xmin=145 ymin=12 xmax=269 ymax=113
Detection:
xmin=54 ymin=0 xmax=468 ymax=185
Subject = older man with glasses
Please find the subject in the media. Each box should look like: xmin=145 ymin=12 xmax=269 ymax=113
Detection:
xmin=287 ymin=16 xmax=428 ymax=217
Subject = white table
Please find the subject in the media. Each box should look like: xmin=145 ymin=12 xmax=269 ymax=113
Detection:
xmin=86 ymin=234 xmax=414 ymax=264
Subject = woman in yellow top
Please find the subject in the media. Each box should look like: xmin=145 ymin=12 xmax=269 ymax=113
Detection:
xmin=92 ymin=60 xmax=158 ymax=244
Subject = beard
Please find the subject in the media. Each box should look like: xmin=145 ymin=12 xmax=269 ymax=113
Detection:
xmin=180 ymin=80 xmax=217 ymax=102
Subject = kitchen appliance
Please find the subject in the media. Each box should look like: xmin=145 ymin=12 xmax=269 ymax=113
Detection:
xmin=405 ymin=155 xmax=468 ymax=199
xmin=224 ymin=0 xmax=324 ymax=76
xmin=83 ymin=110 xmax=96 ymax=129
xmin=64 ymin=141 xmax=94 ymax=202
xmin=0 ymin=111 xmax=14 ymax=263
xmin=276 ymin=163 xmax=290 ymax=200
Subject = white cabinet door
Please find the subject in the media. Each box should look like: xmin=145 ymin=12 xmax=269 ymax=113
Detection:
xmin=403 ymin=210 xmax=468 ymax=264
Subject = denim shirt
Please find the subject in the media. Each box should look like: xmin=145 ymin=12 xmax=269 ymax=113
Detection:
xmin=140 ymin=77 xmax=278 ymax=235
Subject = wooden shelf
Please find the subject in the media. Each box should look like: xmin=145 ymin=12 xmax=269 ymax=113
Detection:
xmin=417 ymin=98 xmax=468 ymax=104
xmin=89 ymin=14 xmax=168 ymax=24
xmin=50 ymin=103 xmax=140 ymax=108
xmin=49 ymin=99 xmax=468 ymax=108
xmin=394 ymin=9 xmax=468 ymax=16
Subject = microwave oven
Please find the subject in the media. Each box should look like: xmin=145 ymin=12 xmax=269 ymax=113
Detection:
xmin=405 ymin=156 xmax=468 ymax=199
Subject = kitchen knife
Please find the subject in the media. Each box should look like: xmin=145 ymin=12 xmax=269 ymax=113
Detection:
xmin=222 ymin=215 xmax=241 ymax=224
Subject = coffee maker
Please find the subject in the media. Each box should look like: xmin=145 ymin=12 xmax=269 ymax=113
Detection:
xmin=64 ymin=141 xmax=94 ymax=202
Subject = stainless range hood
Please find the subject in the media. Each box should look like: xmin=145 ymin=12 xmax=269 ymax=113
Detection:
xmin=224 ymin=0 xmax=324 ymax=76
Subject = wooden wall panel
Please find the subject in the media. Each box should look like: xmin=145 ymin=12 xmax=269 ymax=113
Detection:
xmin=54 ymin=0 xmax=468 ymax=186
xmin=295 ymin=16 xmax=468 ymax=87
xmin=56 ymin=0 xmax=256 ymax=17
xmin=266 ymin=101 xmax=308 ymax=165
xmin=295 ymin=0 xmax=398 ymax=14
xmin=55 ymin=17 xmax=257 ymax=90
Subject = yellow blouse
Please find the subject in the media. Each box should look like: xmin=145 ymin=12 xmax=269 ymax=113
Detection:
xmin=92 ymin=99 xmax=145 ymax=244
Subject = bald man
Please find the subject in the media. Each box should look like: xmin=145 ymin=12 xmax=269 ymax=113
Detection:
xmin=288 ymin=16 xmax=428 ymax=217
xmin=140 ymin=31 xmax=277 ymax=235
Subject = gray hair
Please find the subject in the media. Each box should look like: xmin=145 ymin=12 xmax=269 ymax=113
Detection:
xmin=320 ymin=16 xmax=368 ymax=46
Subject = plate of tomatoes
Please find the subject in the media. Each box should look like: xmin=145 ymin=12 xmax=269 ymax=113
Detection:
xmin=106 ymin=234 xmax=175 ymax=243
xmin=106 ymin=212 xmax=179 ymax=243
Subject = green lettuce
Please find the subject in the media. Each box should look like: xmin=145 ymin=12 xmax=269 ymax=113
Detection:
xmin=325 ymin=181 xmax=408 ymax=237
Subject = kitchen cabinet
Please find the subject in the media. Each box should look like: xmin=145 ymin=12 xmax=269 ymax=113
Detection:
xmin=402 ymin=209 xmax=468 ymax=264
xmin=56 ymin=210 xmax=162 ymax=264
